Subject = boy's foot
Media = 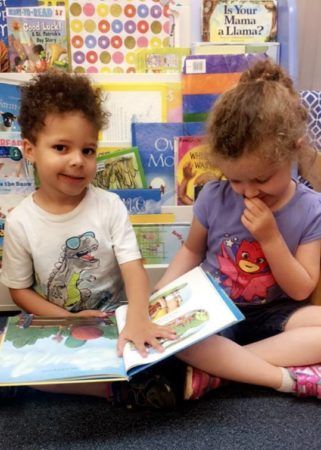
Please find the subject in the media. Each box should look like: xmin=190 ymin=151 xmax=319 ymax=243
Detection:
xmin=109 ymin=374 xmax=177 ymax=410
xmin=0 ymin=386 xmax=20 ymax=399
xmin=184 ymin=365 xmax=222 ymax=400
xmin=288 ymin=365 xmax=321 ymax=398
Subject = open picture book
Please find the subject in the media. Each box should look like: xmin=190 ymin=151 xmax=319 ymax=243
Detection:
xmin=0 ymin=266 xmax=244 ymax=386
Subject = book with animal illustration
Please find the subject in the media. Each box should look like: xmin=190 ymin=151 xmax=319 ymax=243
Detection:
xmin=0 ymin=266 xmax=244 ymax=386
xmin=0 ymin=82 xmax=21 ymax=132
xmin=6 ymin=5 xmax=68 ymax=72
xmin=93 ymin=147 xmax=147 ymax=190
xmin=202 ymin=0 xmax=277 ymax=43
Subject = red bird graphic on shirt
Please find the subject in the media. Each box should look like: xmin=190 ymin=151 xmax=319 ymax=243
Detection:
xmin=217 ymin=240 xmax=275 ymax=302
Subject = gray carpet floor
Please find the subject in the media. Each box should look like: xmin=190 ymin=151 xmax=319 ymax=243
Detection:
xmin=0 ymin=383 xmax=320 ymax=450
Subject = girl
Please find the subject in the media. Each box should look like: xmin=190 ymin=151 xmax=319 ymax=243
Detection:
xmin=156 ymin=59 xmax=321 ymax=400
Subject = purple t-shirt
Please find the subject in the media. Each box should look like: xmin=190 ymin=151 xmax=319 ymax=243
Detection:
xmin=194 ymin=180 xmax=321 ymax=305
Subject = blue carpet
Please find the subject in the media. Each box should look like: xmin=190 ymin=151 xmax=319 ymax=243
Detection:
xmin=0 ymin=384 xmax=320 ymax=449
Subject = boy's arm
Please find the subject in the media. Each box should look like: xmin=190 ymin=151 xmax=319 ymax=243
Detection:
xmin=154 ymin=217 xmax=208 ymax=290
xmin=117 ymin=259 xmax=176 ymax=357
xmin=242 ymin=197 xmax=321 ymax=300
xmin=9 ymin=288 xmax=108 ymax=318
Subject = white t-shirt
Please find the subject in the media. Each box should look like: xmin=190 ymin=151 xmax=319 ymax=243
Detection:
xmin=1 ymin=185 xmax=142 ymax=312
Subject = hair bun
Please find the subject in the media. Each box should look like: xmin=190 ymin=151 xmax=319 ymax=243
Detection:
xmin=240 ymin=59 xmax=293 ymax=90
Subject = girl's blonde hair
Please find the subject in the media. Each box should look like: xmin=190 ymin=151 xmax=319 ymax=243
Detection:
xmin=207 ymin=59 xmax=307 ymax=163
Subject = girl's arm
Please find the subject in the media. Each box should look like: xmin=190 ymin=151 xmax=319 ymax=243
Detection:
xmin=242 ymin=197 xmax=321 ymax=300
xmin=9 ymin=288 xmax=108 ymax=318
xmin=154 ymin=216 xmax=208 ymax=290
xmin=117 ymin=258 xmax=176 ymax=357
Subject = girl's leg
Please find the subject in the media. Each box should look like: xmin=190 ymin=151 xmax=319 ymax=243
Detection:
xmin=246 ymin=305 xmax=321 ymax=366
xmin=178 ymin=334 xmax=283 ymax=389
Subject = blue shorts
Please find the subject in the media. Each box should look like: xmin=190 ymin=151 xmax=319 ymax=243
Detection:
xmin=220 ymin=298 xmax=311 ymax=345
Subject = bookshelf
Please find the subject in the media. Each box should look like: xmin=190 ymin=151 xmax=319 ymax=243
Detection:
xmin=0 ymin=0 xmax=298 ymax=310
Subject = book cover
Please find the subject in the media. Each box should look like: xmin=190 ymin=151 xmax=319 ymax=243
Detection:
xmin=135 ymin=47 xmax=190 ymax=74
xmin=129 ymin=212 xmax=175 ymax=225
xmin=0 ymin=266 xmax=244 ymax=385
xmin=0 ymin=131 xmax=22 ymax=146
xmin=175 ymin=135 xmax=224 ymax=205
xmin=0 ymin=82 xmax=20 ymax=132
xmin=69 ymin=0 xmax=172 ymax=74
xmin=132 ymin=122 xmax=206 ymax=206
xmin=108 ymin=188 xmax=161 ymax=215
xmin=133 ymin=223 xmax=190 ymax=265
xmin=6 ymin=5 xmax=69 ymax=72
xmin=191 ymin=41 xmax=280 ymax=64
xmin=93 ymin=147 xmax=147 ymax=190
xmin=182 ymin=53 xmax=267 ymax=122
xmin=202 ymin=0 xmax=277 ymax=43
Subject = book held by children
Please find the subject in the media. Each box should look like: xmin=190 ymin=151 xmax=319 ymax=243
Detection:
xmin=0 ymin=266 xmax=244 ymax=386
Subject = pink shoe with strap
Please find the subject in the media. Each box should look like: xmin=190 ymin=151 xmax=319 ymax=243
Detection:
xmin=184 ymin=366 xmax=223 ymax=400
xmin=288 ymin=365 xmax=321 ymax=398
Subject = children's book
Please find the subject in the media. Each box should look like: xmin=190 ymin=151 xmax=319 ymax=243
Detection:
xmin=93 ymin=147 xmax=147 ymax=190
xmin=0 ymin=266 xmax=244 ymax=386
xmin=0 ymin=144 xmax=28 ymax=177
xmin=129 ymin=212 xmax=175 ymax=225
xmin=191 ymin=41 xmax=280 ymax=63
xmin=108 ymin=188 xmax=161 ymax=215
xmin=0 ymin=82 xmax=20 ymax=132
xmin=6 ymin=5 xmax=68 ymax=72
xmin=131 ymin=122 xmax=206 ymax=205
xmin=182 ymin=52 xmax=267 ymax=122
xmin=0 ymin=131 xmax=22 ymax=146
xmin=133 ymin=223 xmax=190 ymax=265
xmin=135 ymin=47 xmax=190 ymax=74
xmin=202 ymin=0 xmax=277 ymax=43
xmin=175 ymin=135 xmax=224 ymax=205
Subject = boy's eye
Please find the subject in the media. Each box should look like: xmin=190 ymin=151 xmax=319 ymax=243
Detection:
xmin=53 ymin=144 xmax=66 ymax=152
xmin=83 ymin=147 xmax=96 ymax=156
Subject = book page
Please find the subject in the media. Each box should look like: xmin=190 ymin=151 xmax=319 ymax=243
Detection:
xmin=115 ymin=266 xmax=243 ymax=375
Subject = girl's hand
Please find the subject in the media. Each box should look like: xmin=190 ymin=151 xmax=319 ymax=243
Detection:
xmin=73 ymin=309 xmax=108 ymax=318
xmin=241 ymin=197 xmax=280 ymax=244
xmin=117 ymin=320 xmax=177 ymax=357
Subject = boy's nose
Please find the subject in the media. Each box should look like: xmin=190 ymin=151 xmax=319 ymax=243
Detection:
xmin=70 ymin=151 xmax=84 ymax=166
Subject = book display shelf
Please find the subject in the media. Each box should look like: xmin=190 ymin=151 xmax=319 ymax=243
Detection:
xmin=0 ymin=0 xmax=298 ymax=310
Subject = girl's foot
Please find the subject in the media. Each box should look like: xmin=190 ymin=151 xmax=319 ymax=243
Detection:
xmin=288 ymin=365 xmax=321 ymax=398
xmin=184 ymin=366 xmax=223 ymax=400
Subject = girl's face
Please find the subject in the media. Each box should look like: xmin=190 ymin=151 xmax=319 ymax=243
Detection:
xmin=23 ymin=112 xmax=98 ymax=213
xmin=216 ymin=152 xmax=295 ymax=210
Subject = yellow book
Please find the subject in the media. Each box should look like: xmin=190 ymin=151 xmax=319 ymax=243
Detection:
xmin=129 ymin=213 xmax=175 ymax=224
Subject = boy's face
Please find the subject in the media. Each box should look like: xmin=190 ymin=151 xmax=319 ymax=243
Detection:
xmin=24 ymin=112 xmax=98 ymax=210
xmin=215 ymin=152 xmax=294 ymax=210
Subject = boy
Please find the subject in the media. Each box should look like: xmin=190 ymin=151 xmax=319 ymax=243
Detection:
xmin=0 ymin=71 xmax=179 ymax=408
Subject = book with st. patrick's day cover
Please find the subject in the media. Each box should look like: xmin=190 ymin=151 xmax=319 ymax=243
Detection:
xmin=0 ymin=266 xmax=244 ymax=386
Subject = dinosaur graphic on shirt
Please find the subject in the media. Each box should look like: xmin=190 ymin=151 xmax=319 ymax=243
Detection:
xmin=217 ymin=238 xmax=275 ymax=303
xmin=47 ymin=231 xmax=100 ymax=310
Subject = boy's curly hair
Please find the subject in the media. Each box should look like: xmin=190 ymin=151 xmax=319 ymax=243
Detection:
xmin=18 ymin=70 xmax=109 ymax=143
xmin=207 ymin=59 xmax=308 ymax=163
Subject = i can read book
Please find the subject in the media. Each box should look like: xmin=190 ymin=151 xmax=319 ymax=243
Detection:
xmin=202 ymin=0 xmax=277 ymax=43
xmin=6 ymin=5 xmax=68 ymax=72
xmin=0 ymin=266 xmax=244 ymax=386
xmin=132 ymin=122 xmax=206 ymax=206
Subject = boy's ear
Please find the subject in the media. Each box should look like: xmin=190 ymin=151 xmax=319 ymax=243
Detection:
xmin=22 ymin=139 xmax=35 ymax=163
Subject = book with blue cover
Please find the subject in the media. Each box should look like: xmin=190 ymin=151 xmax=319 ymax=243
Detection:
xmin=0 ymin=266 xmax=244 ymax=385
xmin=132 ymin=122 xmax=206 ymax=205
xmin=0 ymin=82 xmax=21 ymax=132
xmin=108 ymin=188 xmax=161 ymax=215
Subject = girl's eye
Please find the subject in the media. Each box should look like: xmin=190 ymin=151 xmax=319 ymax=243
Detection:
xmin=83 ymin=148 xmax=96 ymax=156
xmin=256 ymin=177 xmax=270 ymax=184
xmin=53 ymin=144 xmax=66 ymax=152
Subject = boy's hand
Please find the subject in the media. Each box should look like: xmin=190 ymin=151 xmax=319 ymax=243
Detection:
xmin=241 ymin=197 xmax=280 ymax=244
xmin=117 ymin=319 xmax=177 ymax=358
